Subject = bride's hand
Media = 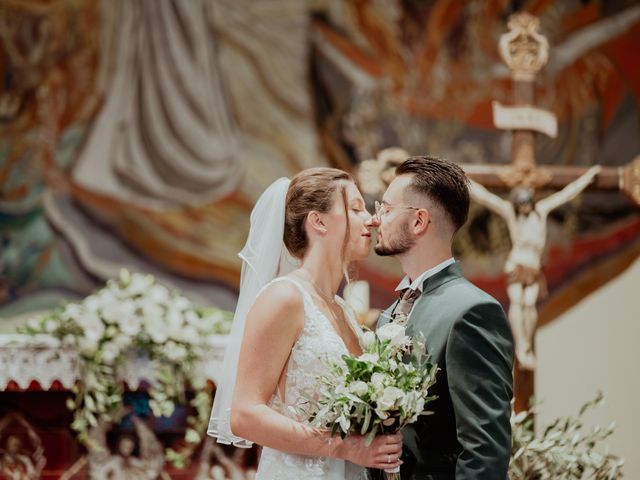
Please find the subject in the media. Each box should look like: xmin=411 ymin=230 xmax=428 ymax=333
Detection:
xmin=336 ymin=433 xmax=403 ymax=470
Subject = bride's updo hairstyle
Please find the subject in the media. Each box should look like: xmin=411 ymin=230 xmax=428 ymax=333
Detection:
xmin=284 ymin=167 xmax=353 ymax=260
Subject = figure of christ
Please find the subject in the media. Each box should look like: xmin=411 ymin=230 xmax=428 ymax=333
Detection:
xmin=469 ymin=165 xmax=601 ymax=370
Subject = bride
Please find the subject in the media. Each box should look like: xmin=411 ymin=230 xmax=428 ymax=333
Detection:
xmin=208 ymin=168 xmax=403 ymax=479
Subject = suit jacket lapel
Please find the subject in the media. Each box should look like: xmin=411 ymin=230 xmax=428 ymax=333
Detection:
xmin=377 ymin=262 xmax=463 ymax=329
xmin=406 ymin=261 xmax=464 ymax=329
xmin=420 ymin=261 xmax=463 ymax=295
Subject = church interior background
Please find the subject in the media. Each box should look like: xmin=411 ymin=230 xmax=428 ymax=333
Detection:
xmin=0 ymin=0 xmax=638 ymax=478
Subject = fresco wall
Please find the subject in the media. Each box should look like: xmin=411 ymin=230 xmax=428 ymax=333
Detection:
xmin=1 ymin=0 xmax=639 ymax=325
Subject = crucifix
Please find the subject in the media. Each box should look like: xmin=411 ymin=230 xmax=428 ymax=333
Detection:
xmin=460 ymin=12 xmax=640 ymax=412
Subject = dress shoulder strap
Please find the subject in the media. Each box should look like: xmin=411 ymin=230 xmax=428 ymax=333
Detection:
xmin=267 ymin=276 xmax=315 ymax=313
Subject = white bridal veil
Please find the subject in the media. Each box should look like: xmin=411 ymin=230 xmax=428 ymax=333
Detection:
xmin=207 ymin=177 xmax=295 ymax=446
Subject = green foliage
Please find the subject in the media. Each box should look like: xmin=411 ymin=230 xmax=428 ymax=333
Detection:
xmin=510 ymin=392 xmax=624 ymax=480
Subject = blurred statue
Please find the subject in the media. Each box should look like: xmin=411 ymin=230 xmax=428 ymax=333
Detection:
xmin=0 ymin=413 xmax=45 ymax=480
xmin=469 ymin=165 xmax=601 ymax=370
xmin=357 ymin=147 xmax=410 ymax=196
xmin=88 ymin=417 xmax=163 ymax=480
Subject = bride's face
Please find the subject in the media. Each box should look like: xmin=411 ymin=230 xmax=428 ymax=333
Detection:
xmin=324 ymin=182 xmax=373 ymax=262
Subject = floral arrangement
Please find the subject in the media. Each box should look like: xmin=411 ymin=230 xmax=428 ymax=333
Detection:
xmin=306 ymin=322 xmax=438 ymax=479
xmin=20 ymin=269 xmax=232 ymax=467
xmin=510 ymin=391 xmax=624 ymax=479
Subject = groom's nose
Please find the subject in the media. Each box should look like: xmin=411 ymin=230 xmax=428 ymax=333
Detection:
xmin=365 ymin=215 xmax=380 ymax=228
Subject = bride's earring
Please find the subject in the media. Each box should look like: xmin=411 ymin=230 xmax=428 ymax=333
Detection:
xmin=320 ymin=227 xmax=327 ymax=234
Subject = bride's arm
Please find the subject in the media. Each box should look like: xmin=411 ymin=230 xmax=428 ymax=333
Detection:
xmin=230 ymin=282 xmax=402 ymax=469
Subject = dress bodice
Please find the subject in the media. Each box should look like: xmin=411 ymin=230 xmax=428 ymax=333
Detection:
xmin=255 ymin=276 xmax=367 ymax=480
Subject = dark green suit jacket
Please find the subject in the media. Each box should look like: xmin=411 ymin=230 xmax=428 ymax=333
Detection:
xmin=374 ymin=262 xmax=514 ymax=480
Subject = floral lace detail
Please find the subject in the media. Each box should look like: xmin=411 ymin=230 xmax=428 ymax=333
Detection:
xmin=255 ymin=277 xmax=367 ymax=480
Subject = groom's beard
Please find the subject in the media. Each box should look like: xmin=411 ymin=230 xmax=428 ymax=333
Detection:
xmin=374 ymin=221 xmax=415 ymax=256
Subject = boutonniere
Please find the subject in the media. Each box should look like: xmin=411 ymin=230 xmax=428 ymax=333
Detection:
xmin=390 ymin=309 xmax=410 ymax=327
xmin=390 ymin=287 xmax=421 ymax=327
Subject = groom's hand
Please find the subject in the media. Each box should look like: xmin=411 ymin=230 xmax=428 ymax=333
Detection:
xmin=335 ymin=433 xmax=403 ymax=470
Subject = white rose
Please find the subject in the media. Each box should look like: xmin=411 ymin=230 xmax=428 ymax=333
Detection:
xmin=113 ymin=332 xmax=132 ymax=349
xmin=149 ymin=325 xmax=169 ymax=344
xmin=44 ymin=319 xmax=58 ymax=333
xmin=376 ymin=323 xmax=405 ymax=344
xmin=166 ymin=308 xmax=183 ymax=332
xmin=102 ymin=299 xmax=135 ymax=325
xmin=83 ymin=319 xmax=105 ymax=344
xmin=172 ymin=296 xmax=191 ymax=311
xmin=184 ymin=310 xmax=199 ymax=326
xmin=119 ymin=315 xmax=142 ymax=337
xmin=63 ymin=303 xmax=82 ymax=320
xmin=377 ymin=386 xmax=405 ymax=411
xmin=405 ymin=393 xmax=425 ymax=423
xmin=139 ymin=301 xmax=163 ymax=322
xmin=370 ymin=372 xmax=387 ymax=392
xmin=84 ymin=294 xmax=101 ymax=311
xmin=349 ymin=381 xmax=369 ymax=396
xmin=358 ymin=353 xmax=379 ymax=363
xmin=101 ymin=342 xmax=120 ymax=364
xmin=96 ymin=290 xmax=117 ymax=312
xmin=400 ymin=391 xmax=417 ymax=411
xmin=125 ymin=273 xmax=154 ymax=297
xmin=177 ymin=325 xmax=199 ymax=344
xmin=27 ymin=317 xmax=41 ymax=330
xmin=78 ymin=335 xmax=99 ymax=355
xmin=361 ymin=330 xmax=376 ymax=350
xmin=148 ymin=285 xmax=170 ymax=304
xmin=164 ymin=341 xmax=188 ymax=361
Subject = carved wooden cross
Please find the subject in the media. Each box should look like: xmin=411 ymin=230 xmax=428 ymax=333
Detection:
xmin=458 ymin=13 xmax=640 ymax=413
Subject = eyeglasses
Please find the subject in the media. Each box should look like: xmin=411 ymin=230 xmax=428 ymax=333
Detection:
xmin=374 ymin=200 xmax=421 ymax=220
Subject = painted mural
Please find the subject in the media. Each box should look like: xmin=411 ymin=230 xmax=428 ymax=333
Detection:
xmin=1 ymin=0 xmax=639 ymax=327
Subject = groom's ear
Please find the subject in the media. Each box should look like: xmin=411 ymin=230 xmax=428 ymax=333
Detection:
xmin=413 ymin=209 xmax=431 ymax=234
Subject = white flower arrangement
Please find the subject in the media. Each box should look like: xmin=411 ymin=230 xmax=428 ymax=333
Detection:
xmin=20 ymin=269 xmax=232 ymax=467
xmin=306 ymin=322 xmax=438 ymax=479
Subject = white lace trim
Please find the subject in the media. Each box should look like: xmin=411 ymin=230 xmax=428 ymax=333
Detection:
xmin=0 ymin=334 xmax=227 ymax=390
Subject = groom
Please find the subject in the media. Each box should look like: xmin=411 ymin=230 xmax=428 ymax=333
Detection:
xmin=369 ymin=156 xmax=514 ymax=480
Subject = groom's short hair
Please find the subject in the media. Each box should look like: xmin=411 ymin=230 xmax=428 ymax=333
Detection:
xmin=396 ymin=155 xmax=470 ymax=233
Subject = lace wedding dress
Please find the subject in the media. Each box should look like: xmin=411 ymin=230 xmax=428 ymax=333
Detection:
xmin=255 ymin=277 xmax=368 ymax=480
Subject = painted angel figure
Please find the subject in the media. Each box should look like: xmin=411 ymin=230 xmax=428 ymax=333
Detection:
xmin=87 ymin=417 xmax=164 ymax=480
xmin=469 ymin=165 xmax=601 ymax=370
xmin=0 ymin=413 xmax=46 ymax=480
xmin=0 ymin=436 xmax=37 ymax=480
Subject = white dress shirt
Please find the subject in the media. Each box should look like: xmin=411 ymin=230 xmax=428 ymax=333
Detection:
xmin=395 ymin=257 xmax=456 ymax=294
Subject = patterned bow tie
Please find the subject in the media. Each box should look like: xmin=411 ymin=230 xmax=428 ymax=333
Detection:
xmin=391 ymin=287 xmax=421 ymax=326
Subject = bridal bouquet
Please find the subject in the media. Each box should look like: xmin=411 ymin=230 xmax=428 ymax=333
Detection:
xmin=306 ymin=322 xmax=438 ymax=479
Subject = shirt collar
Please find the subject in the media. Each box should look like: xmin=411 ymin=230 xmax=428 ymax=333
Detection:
xmin=395 ymin=257 xmax=456 ymax=293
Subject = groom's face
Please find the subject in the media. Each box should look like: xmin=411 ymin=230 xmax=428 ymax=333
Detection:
xmin=373 ymin=176 xmax=416 ymax=257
